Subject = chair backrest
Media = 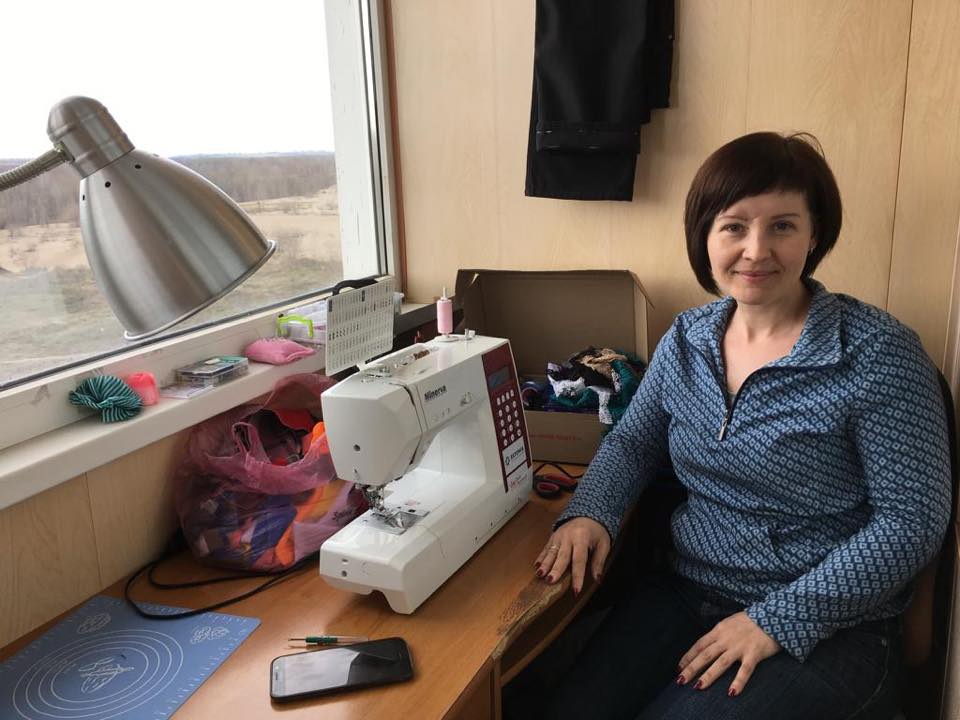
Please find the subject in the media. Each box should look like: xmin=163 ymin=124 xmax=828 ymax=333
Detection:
xmin=899 ymin=371 xmax=958 ymax=719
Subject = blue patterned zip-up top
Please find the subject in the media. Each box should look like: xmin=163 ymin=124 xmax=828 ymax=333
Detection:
xmin=559 ymin=279 xmax=951 ymax=660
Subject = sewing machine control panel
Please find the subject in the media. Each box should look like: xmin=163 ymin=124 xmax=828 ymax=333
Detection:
xmin=482 ymin=343 xmax=530 ymax=491
xmin=492 ymin=382 xmax=522 ymax=445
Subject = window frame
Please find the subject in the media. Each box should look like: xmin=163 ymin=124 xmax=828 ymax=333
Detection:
xmin=0 ymin=0 xmax=397 ymax=454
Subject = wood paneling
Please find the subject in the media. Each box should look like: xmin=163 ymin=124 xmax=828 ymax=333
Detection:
xmin=0 ymin=430 xmax=186 ymax=648
xmin=746 ymin=0 xmax=911 ymax=311
xmin=86 ymin=430 xmax=187 ymax=586
xmin=889 ymin=0 xmax=960 ymax=364
xmin=391 ymin=0 xmax=952 ymax=356
xmin=386 ymin=0 xmax=500 ymax=297
xmin=0 ymin=475 xmax=100 ymax=647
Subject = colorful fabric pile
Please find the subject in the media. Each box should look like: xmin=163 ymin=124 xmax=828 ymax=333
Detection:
xmin=520 ymin=346 xmax=646 ymax=427
xmin=174 ymin=373 xmax=367 ymax=572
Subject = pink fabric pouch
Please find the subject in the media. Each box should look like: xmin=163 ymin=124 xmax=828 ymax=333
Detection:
xmin=244 ymin=338 xmax=315 ymax=365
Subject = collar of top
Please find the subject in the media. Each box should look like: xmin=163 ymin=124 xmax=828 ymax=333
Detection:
xmin=681 ymin=278 xmax=843 ymax=370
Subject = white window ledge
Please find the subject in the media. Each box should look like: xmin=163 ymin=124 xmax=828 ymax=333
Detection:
xmin=0 ymin=295 xmax=436 ymax=513
xmin=0 ymin=350 xmax=326 ymax=511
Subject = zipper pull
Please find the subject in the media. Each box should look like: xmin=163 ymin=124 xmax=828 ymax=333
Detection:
xmin=718 ymin=412 xmax=731 ymax=441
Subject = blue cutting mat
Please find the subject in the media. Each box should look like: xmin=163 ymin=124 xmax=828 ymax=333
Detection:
xmin=0 ymin=595 xmax=260 ymax=720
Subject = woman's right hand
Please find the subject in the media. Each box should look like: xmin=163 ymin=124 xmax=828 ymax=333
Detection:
xmin=535 ymin=517 xmax=611 ymax=595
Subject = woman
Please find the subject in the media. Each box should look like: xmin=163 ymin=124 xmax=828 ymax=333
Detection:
xmin=514 ymin=132 xmax=951 ymax=719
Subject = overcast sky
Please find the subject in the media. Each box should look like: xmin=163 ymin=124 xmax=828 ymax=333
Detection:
xmin=3 ymin=1 xmax=335 ymax=159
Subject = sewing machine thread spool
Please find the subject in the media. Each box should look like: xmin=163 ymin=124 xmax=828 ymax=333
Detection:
xmin=437 ymin=287 xmax=453 ymax=335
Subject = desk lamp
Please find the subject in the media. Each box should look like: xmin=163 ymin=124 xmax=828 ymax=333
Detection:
xmin=0 ymin=96 xmax=276 ymax=340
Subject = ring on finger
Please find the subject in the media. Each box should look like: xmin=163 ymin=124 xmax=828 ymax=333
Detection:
xmin=548 ymin=544 xmax=560 ymax=551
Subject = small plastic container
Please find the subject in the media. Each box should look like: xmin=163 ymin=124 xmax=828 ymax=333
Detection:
xmin=277 ymin=305 xmax=327 ymax=346
xmin=176 ymin=356 xmax=249 ymax=386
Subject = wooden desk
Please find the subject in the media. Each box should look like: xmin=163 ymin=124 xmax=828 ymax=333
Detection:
xmin=1 ymin=493 xmax=593 ymax=719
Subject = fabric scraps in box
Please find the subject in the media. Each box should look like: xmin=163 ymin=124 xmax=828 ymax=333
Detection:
xmin=522 ymin=347 xmax=646 ymax=427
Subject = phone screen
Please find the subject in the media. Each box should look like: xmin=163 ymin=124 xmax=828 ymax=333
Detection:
xmin=270 ymin=637 xmax=413 ymax=701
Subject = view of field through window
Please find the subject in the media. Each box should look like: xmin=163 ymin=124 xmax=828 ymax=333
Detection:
xmin=0 ymin=155 xmax=342 ymax=387
xmin=2 ymin=0 xmax=345 ymax=389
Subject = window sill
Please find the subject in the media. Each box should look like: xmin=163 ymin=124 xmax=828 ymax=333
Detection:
xmin=0 ymin=294 xmax=438 ymax=513
xmin=0 ymin=350 xmax=326 ymax=511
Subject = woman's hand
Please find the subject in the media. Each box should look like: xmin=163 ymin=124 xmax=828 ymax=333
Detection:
xmin=677 ymin=611 xmax=780 ymax=697
xmin=535 ymin=517 xmax=611 ymax=595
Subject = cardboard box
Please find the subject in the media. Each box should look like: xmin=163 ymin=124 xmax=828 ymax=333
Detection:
xmin=454 ymin=269 xmax=651 ymax=465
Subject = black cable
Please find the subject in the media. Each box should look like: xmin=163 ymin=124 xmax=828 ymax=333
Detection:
xmin=145 ymin=563 xmax=281 ymax=589
xmin=533 ymin=461 xmax=586 ymax=480
xmin=123 ymin=532 xmax=317 ymax=620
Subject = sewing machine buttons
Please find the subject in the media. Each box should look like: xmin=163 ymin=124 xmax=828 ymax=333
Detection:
xmin=496 ymin=391 xmax=523 ymax=449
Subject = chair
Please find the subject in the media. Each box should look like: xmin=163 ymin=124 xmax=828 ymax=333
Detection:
xmin=897 ymin=371 xmax=958 ymax=719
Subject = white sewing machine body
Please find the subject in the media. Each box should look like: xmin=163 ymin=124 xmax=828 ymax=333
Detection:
xmin=319 ymin=334 xmax=533 ymax=613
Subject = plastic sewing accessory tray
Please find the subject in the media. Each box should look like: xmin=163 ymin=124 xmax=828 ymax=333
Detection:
xmin=323 ymin=277 xmax=397 ymax=375
xmin=175 ymin=355 xmax=249 ymax=386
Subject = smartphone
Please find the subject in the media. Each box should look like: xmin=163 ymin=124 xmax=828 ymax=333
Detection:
xmin=270 ymin=637 xmax=414 ymax=702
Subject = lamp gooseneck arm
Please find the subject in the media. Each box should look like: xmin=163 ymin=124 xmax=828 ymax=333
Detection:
xmin=0 ymin=146 xmax=68 ymax=192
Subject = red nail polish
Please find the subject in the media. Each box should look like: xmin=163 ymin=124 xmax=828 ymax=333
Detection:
xmin=694 ymin=680 xmax=703 ymax=690
xmin=676 ymin=675 xmax=685 ymax=686
xmin=728 ymin=687 xmax=738 ymax=698
xmin=536 ymin=568 xmax=544 ymax=578
xmin=546 ymin=575 xmax=554 ymax=583
xmin=676 ymin=665 xmax=683 ymax=674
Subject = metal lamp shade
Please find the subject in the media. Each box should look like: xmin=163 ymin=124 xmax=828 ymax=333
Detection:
xmin=79 ymin=149 xmax=275 ymax=340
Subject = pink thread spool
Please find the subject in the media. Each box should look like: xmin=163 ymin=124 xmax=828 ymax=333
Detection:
xmin=125 ymin=372 xmax=159 ymax=405
xmin=437 ymin=287 xmax=453 ymax=335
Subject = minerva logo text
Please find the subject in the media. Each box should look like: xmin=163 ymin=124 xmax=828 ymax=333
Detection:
xmin=424 ymin=385 xmax=447 ymax=402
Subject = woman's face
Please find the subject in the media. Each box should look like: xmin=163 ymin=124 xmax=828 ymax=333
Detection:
xmin=706 ymin=190 xmax=816 ymax=308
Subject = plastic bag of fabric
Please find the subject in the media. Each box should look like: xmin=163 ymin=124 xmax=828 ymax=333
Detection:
xmin=174 ymin=373 xmax=367 ymax=571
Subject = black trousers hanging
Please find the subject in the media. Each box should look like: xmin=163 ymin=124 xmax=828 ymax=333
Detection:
xmin=525 ymin=0 xmax=674 ymax=201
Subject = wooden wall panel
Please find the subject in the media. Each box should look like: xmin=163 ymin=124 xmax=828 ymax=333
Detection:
xmin=0 ymin=476 xmax=100 ymax=647
xmin=391 ymin=0 xmax=939 ymax=353
xmin=746 ymin=0 xmax=912 ymax=311
xmin=889 ymin=0 xmax=960 ymax=365
xmin=386 ymin=0 xmax=500 ymax=297
xmin=86 ymin=430 xmax=187 ymax=586
xmin=0 ymin=430 xmax=186 ymax=648
xmin=607 ymin=0 xmax=753 ymax=343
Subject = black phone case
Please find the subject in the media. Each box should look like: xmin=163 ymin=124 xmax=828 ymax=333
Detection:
xmin=270 ymin=637 xmax=413 ymax=702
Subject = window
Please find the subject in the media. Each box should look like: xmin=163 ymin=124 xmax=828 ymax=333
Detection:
xmin=0 ymin=0 xmax=392 ymax=392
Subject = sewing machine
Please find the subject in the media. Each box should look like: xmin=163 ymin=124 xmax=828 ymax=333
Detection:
xmin=318 ymin=334 xmax=533 ymax=613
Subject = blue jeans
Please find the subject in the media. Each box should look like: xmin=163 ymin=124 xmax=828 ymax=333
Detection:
xmin=502 ymin=572 xmax=903 ymax=720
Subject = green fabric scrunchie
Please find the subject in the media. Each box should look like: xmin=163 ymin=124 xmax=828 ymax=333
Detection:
xmin=69 ymin=375 xmax=143 ymax=423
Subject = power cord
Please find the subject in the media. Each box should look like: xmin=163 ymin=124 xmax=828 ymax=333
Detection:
xmin=533 ymin=461 xmax=585 ymax=480
xmin=123 ymin=531 xmax=316 ymax=620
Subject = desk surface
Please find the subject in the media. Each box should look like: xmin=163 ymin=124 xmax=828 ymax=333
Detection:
xmin=1 ymin=493 xmax=580 ymax=719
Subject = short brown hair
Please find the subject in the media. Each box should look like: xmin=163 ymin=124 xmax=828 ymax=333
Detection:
xmin=684 ymin=132 xmax=842 ymax=295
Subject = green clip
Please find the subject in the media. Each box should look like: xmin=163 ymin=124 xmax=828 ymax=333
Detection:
xmin=277 ymin=314 xmax=314 ymax=339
